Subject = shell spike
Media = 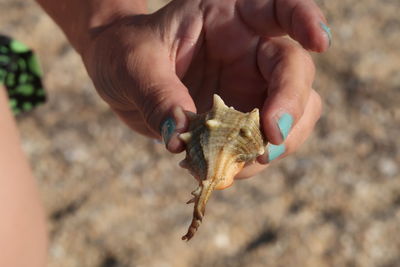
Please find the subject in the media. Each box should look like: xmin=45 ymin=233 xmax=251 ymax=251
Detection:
xmin=179 ymin=132 xmax=192 ymax=143
xmin=248 ymin=108 xmax=260 ymax=122
xmin=213 ymin=94 xmax=225 ymax=104
xmin=186 ymin=198 xmax=196 ymax=204
xmin=206 ymin=119 xmax=220 ymax=129
xmin=212 ymin=94 xmax=228 ymax=110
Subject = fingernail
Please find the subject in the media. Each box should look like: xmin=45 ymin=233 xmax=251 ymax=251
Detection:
xmin=320 ymin=22 xmax=332 ymax=47
xmin=277 ymin=113 xmax=294 ymax=141
xmin=161 ymin=117 xmax=176 ymax=145
xmin=268 ymin=144 xmax=286 ymax=162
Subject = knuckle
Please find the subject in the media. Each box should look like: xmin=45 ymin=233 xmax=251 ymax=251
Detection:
xmin=290 ymin=45 xmax=313 ymax=67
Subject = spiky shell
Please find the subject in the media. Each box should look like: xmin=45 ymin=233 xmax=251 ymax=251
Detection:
xmin=179 ymin=94 xmax=267 ymax=241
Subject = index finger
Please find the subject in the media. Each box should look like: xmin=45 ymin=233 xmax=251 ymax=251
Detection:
xmin=258 ymin=37 xmax=315 ymax=145
xmin=236 ymin=0 xmax=332 ymax=52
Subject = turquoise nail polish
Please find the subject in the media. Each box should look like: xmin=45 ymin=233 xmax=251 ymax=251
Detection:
xmin=161 ymin=117 xmax=176 ymax=145
xmin=268 ymin=144 xmax=286 ymax=162
xmin=320 ymin=22 xmax=332 ymax=47
xmin=278 ymin=113 xmax=294 ymax=140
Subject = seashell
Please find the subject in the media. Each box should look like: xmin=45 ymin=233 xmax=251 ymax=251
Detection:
xmin=179 ymin=94 xmax=267 ymax=241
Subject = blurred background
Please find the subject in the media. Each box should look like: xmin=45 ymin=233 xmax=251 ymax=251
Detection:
xmin=1 ymin=0 xmax=399 ymax=266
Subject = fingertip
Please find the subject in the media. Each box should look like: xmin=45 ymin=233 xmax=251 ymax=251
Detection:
xmin=262 ymin=115 xmax=284 ymax=145
xmin=293 ymin=20 xmax=330 ymax=52
xmin=256 ymin=152 xmax=269 ymax=165
xmin=319 ymin=22 xmax=332 ymax=51
xmin=288 ymin=2 xmax=331 ymax=52
xmin=162 ymin=106 xmax=192 ymax=154
xmin=258 ymin=91 xmax=323 ymax=166
xmin=256 ymin=142 xmax=287 ymax=165
xmin=166 ymin=132 xmax=186 ymax=153
xmin=304 ymin=22 xmax=331 ymax=52
xmin=261 ymin=105 xmax=295 ymax=145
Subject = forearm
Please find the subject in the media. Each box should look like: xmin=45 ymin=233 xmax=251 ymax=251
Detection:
xmin=0 ymin=87 xmax=47 ymax=267
xmin=35 ymin=0 xmax=147 ymax=54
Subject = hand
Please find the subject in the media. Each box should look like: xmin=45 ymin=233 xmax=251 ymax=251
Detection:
xmin=81 ymin=0 xmax=330 ymax=180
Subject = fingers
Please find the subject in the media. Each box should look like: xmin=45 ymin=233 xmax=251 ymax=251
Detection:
xmin=257 ymin=37 xmax=315 ymax=145
xmin=257 ymin=89 xmax=322 ymax=164
xmin=235 ymin=89 xmax=322 ymax=179
xmin=276 ymin=0 xmax=331 ymax=51
xmin=236 ymin=0 xmax=331 ymax=52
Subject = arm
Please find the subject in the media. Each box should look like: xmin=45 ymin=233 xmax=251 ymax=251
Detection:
xmin=0 ymin=87 xmax=47 ymax=267
xmin=35 ymin=0 xmax=147 ymax=54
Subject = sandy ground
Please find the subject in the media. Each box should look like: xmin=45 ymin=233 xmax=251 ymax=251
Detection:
xmin=1 ymin=0 xmax=399 ymax=266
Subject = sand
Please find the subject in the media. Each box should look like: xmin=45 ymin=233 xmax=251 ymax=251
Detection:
xmin=1 ymin=0 xmax=399 ymax=266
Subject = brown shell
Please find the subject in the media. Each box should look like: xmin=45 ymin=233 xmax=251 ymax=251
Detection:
xmin=179 ymin=94 xmax=267 ymax=241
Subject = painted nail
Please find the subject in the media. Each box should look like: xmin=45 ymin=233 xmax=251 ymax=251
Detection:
xmin=277 ymin=113 xmax=294 ymax=141
xmin=268 ymin=144 xmax=286 ymax=162
xmin=160 ymin=117 xmax=176 ymax=145
xmin=320 ymin=22 xmax=332 ymax=47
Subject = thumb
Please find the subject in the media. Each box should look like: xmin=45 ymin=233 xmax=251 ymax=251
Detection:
xmin=141 ymin=79 xmax=196 ymax=153
xmin=82 ymin=14 xmax=196 ymax=153
xmin=124 ymin=44 xmax=196 ymax=153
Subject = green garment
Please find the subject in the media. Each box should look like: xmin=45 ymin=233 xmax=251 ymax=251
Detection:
xmin=0 ymin=34 xmax=46 ymax=114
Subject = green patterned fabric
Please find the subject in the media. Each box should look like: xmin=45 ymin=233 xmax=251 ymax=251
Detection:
xmin=0 ymin=35 xmax=46 ymax=115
